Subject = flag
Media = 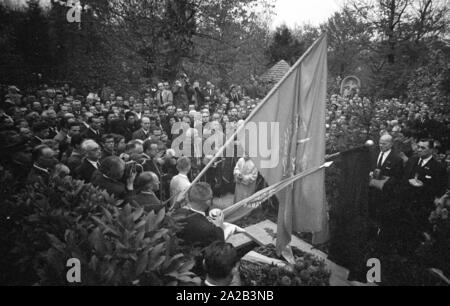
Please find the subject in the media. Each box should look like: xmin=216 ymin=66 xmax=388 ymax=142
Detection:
xmin=223 ymin=162 xmax=333 ymax=223
xmin=328 ymin=146 xmax=370 ymax=279
xmin=237 ymin=34 xmax=328 ymax=256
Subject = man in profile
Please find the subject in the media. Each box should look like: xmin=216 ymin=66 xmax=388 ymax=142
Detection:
xmin=76 ymin=139 xmax=102 ymax=183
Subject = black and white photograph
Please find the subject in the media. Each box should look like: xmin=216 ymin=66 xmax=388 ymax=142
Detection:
xmin=0 ymin=0 xmax=449 ymax=289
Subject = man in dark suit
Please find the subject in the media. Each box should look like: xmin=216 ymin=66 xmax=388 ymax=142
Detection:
xmin=91 ymin=156 xmax=136 ymax=201
xmin=76 ymin=140 xmax=102 ymax=183
xmin=29 ymin=121 xmax=50 ymax=148
xmin=27 ymin=144 xmax=58 ymax=186
xmin=117 ymin=111 xmax=137 ymax=142
xmin=133 ymin=171 xmax=164 ymax=213
xmin=83 ymin=116 xmax=102 ymax=143
xmin=370 ymin=134 xmax=404 ymax=183
xmin=368 ymin=134 xmax=404 ymax=239
xmin=132 ymin=116 xmax=152 ymax=141
xmin=395 ymin=139 xmax=448 ymax=252
xmin=175 ymin=182 xmax=224 ymax=248
xmin=403 ymin=139 xmax=447 ymax=203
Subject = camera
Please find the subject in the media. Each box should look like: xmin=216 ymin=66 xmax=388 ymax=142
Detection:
xmin=124 ymin=160 xmax=143 ymax=177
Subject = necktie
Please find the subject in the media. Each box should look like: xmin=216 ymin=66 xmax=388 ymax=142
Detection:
xmin=377 ymin=152 xmax=384 ymax=168
xmin=418 ymin=159 xmax=423 ymax=168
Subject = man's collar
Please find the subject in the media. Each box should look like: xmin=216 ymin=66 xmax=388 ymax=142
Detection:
xmin=421 ymin=155 xmax=433 ymax=165
xmin=187 ymin=205 xmax=205 ymax=216
xmin=87 ymin=159 xmax=99 ymax=168
xmin=380 ymin=149 xmax=391 ymax=156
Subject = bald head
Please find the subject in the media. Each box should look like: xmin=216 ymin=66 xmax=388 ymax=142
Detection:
xmin=141 ymin=116 xmax=151 ymax=131
xmin=379 ymin=134 xmax=393 ymax=153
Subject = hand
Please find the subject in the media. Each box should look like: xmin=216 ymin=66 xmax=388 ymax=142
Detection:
xmin=208 ymin=213 xmax=224 ymax=229
xmin=126 ymin=170 xmax=137 ymax=189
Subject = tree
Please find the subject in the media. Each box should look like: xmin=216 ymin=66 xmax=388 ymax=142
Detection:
xmin=266 ymin=25 xmax=304 ymax=66
xmin=183 ymin=0 xmax=273 ymax=87
xmin=321 ymin=8 xmax=372 ymax=78
xmin=346 ymin=0 xmax=449 ymax=97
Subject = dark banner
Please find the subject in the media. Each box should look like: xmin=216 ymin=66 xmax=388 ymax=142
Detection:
xmin=328 ymin=146 xmax=371 ymax=281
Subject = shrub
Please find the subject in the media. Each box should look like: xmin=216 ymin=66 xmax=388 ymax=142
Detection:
xmin=1 ymin=175 xmax=200 ymax=286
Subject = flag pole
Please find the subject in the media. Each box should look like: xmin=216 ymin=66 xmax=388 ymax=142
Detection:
xmin=189 ymin=33 xmax=328 ymax=187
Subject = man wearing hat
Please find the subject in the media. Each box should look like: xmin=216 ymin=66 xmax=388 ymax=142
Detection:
xmin=175 ymin=182 xmax=224 ymax=248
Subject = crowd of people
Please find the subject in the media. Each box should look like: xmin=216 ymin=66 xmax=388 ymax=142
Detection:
xmin=325 ymin=92 xmax=449 ymax=263
xmin=1 ymin=76 xmax=449 ymax=285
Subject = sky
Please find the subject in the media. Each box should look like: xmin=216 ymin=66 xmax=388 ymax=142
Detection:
xmin=271 ymin=0 xmax=343 ymax=29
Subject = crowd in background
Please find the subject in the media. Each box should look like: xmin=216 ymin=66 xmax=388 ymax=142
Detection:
xmin=1 ymin=77 xmax=449 ymax=226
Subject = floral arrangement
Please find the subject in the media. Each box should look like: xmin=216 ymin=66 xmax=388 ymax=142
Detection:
xmin=239 ymin=244 xmax=330 ymax=286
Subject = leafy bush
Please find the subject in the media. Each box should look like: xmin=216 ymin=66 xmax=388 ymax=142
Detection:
xmin=239 ymin=244 xmax=330 ymax=286
xmin=1 ymin=175 xmax=200 ymax=286
xmin=416 ymin=194 xmax=450 ymax=277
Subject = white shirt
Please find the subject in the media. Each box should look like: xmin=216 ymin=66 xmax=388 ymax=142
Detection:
xmin=87 ymin=159 xmax=99 ymax=169
xmin=419 ymin=155 xmax=433 ymax=167
xmin=377 ymin=149 xmax=391 ymax=167
xmin=170 ymin=173 xmax=191 ymax=205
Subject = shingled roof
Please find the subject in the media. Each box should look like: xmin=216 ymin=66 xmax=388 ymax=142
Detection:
xmin=259 ymin=60 xmax=291 ymax=83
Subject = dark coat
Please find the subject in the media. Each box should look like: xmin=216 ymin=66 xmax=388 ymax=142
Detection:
xmin=67 ymin=151 xmax=83 ymax=173
xmin=175 ymin=208 xmax=224 ymax=248
xmin=403 ymin=156 xmax=447 ymax=201
xmin=371 ymin=150 xmax=404 ymax=181
xmin=83 ymin=128 xmax=102 ymax=143
xmin=132 ymin=128 xmax=151 ymax=141
xmin=27 ymin=166 xmax=50 ymax=186
xmin=76 ymin=159 xmax=98 ymax=183
xmin=91 ymin=170 xmax=133 ymax=201
xmin=132 ymin=192 xmax=164 ymax=213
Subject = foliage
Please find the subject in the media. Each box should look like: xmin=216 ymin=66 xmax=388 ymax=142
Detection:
xmin=0 ymin=175 xmax=199 ymax=286
xmin=239 ymin=244 xmax=330 ymax=286
xmin=0 ymin=0 xmax=275 ymax=93
xmin=266 ymin=25 xmax=305 ymax=66
xmin=407 ymin=48 xmax=450 ymax=111
xmin=416 ymin=194 xmax=450 ymax=277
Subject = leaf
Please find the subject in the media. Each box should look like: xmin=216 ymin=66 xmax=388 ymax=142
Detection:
xmin=162 ymin=253 xmax=185 ymax=270
xmin=178 ymin=260 xmax=195 ymax=274
xmin=149 ymin=242 xmax=166 ymax=267
xmin=135 ymin=252 xmax=149 ymax=276
xmin=89 ymin=255 xmax=99 ymax=271
xmin=132 ymin=207 xmax=144 ymax=222
xmin=155 ymin=207 xmax=165 ymax=228
xmin=148 ymin=255 xmax=166 ymax=271
xmin=89 ymin=227 xmax=106 ymax=255
xmin=92 ymin=216 xmax=120 ymax=237
xmin=145 ymin=211 xmax=157 ymax=232
xmin=47 ymin=233 xmax=65 ymax=253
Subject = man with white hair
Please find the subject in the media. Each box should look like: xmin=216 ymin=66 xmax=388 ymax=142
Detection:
xmin=132 ymin=116 xmax=152 ymax=141
xmin=76 ymin=139 xmax=102 ymax=182
xmin=368 ymin=134 xmax=404 ymax=237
